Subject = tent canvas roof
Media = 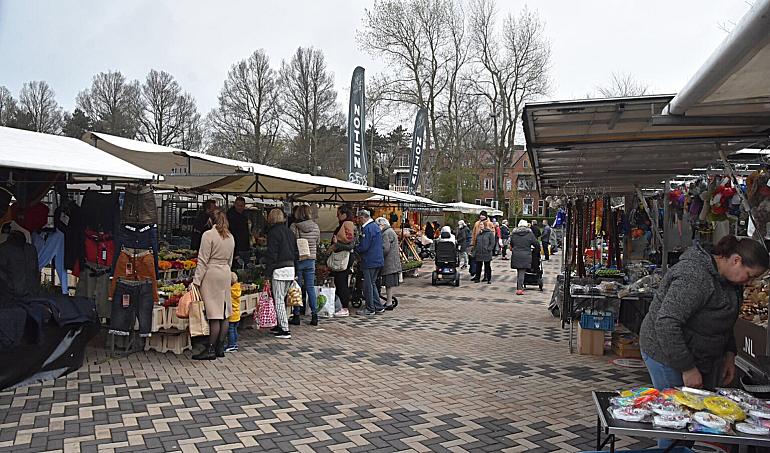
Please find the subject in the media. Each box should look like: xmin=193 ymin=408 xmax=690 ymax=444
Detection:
xmin=444 ymin=202 xmax=503 ymax=217
xmin=84 ymin=132 xmax=372 ymax=202
xmin=0 ymin=126 xmax=156 ymax=180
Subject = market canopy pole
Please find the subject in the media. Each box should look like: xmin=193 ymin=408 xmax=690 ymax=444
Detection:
xmin=635 ymin=186 xmax=664 ymax=250
xmin=347 ymin=66 xmax=367 ymax=185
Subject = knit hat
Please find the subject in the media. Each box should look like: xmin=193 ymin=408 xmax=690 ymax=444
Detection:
xmin=517 ymin=219 xmax=529 ymax=228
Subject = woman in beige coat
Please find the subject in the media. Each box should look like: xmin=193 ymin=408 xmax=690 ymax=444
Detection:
xmin=192 ymin=209 xmax=235 ymax=360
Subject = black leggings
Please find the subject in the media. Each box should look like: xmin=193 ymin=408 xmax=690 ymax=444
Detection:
xmin=473 ymin=261 xmax=492 ymax=281
xmin=333 ymin=270 xmax=351 ymax=308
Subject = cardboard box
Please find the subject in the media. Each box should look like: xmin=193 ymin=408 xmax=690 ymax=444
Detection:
xmin=578 ymin=324 xmax=605 ymax=356
xmin=611 ymin=331 xmax=642 ymax=359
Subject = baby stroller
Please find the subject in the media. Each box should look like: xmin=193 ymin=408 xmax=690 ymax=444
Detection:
xmin=416 ymin=237 xmax=435 ymax=260
xmin=431 ymin=241 xmax=460 ymax=286
xmin=522 ymin=247 xmax=544 ymax=291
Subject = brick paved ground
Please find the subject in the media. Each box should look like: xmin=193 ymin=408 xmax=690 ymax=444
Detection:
xmin=0 ymin=254 xmax=658 ymax=452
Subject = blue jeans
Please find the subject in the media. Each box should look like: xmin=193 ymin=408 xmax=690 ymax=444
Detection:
xmin=642 ymin=352 xmax=689 ymax=449
xmin=362 ymin=267 xmax=383 ymax=312
xmin=33 ymin=230 xmax=67 ymax=294
xmin=293 ymin=259 xmax=318 ymax=316
xmin=228 ymin=322 xmax=239 ymax=347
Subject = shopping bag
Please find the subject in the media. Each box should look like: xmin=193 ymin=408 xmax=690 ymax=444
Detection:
xmin=176 ymin=284 xmax=201 ymax=319
xmin=327 ymin=250 xmax=350 ymax=271
xmin=255 ymin=281 xmax=277 ymax=328
xmin=317 ymin=286 xmax=336 ymax=318
xmin=296 ymin=238 xmax=310 ymax=258
xmin=188 ymin=300 xmax=209 ymax=337
xmin=286 ymin=280 xmax=303 ymax=307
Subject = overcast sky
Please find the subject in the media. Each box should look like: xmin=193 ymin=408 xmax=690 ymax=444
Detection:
xmin=0 ymin=1 xmax=754 ymax=120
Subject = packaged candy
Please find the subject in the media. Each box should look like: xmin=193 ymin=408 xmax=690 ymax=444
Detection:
xmin=610 ymin=396 xmax=637 ymax=408
xmin=718 ymin=388 xmax=754 ymax=404
xmin=736 ymin=422 xmax=770 ymax=436
xmin=674 ymin=391 xmax=706 ymax=410
xmin=610 ymin=406 xmax=652 ymax=423
xmin=690 ymin=412 xmax=730 ymax=434
xmin=749 ymin=416 xmax=770 ymax=429
xmin=704 ymin=396 xmax=746 ymax=422
xmin=750 ymin=408 xmax=770 ymax=420
xmin=653 ymin=414 xmax=690 ymax=430
xmin=620 ymin=388 xmax=659 ymax=398
xmin=680 ymin=387 xmax=715 ymax=397
xmin=650 ymin=399 xmax=688 ymax=417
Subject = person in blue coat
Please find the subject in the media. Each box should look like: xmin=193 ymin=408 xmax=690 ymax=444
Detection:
xmin=355 ymin=209 xmax=385 ymax=316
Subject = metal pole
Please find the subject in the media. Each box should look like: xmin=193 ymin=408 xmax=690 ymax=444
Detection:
xmin=662 ymin=179 xmax=670 ymax=271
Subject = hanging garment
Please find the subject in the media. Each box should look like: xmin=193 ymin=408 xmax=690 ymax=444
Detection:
xmin=84 ymin=229 xmax=115 ymax=268
xmin=121 ymin=185 xmax=157 ymax=224
xmin=110 ymin=248 xmax=158 ymax=303
xmin=75 ymin=262 xmax=112 ymax=319
xmin=80 ymin=191 xmax=120 ymax=233
xmin=32 ymin=229 xmax=68 ymax=295
xmin=109 ymin=279 xmax=154 ymax=337
xmin=0 ymin=232 xmax=39 ymax=302
xmin=113 ymin=224 xmax=159 ymax=274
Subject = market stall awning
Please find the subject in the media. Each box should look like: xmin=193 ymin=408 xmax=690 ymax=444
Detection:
xmin=444 ymin=202 xmax=503 ymax=217
xmin=83 ymin=132 xmax=372 ymax=202
xmin=367 ymin=188 xmax=445 ymax=209
xmin=0 ymin=126 xmax=156 ymax=180
xmin=523 ymin=95 xmax=770 ymax=195
xmin=525 ymin=1 xmax=770 ymax=196
xmin=662 ymin=0 xmax=770 ymax=119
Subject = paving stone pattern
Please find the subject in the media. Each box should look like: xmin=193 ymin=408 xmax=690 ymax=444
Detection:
xmin=0 ymin=254 xmax=656 ymax=452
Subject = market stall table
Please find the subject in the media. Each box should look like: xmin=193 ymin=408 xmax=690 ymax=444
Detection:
xmin=593 ymin=391 xmax=770 ymax=452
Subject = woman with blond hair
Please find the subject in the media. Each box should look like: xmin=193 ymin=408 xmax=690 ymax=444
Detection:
xmin=264 ymin=208 xmax=299 ymax=339
xmin=192 ymin=209 xmax=236 ymax=360
xmin=289 ymin=204 xmax=321 ymax=326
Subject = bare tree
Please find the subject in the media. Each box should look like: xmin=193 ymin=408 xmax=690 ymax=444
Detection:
xmin=76 ymin=71 xmax=142 ymax=138
xmin=469 ymin=0 xmax=550 ymax=207
xmin=279 ymin=46 xmax=339 ymax=173
xmin=18 ymin=81 xmax=63 ymax=134
xmin=358 ymin=0 xmax=457 ymax=194
xmin=207 ymin=49 xmax=281 ymax=164
xmin=138 ymin=70 xmax=202 ymax=150
xmin=596 ymin=72 xmax=650 ymax=98
xmin=0 ymin=86 xmax=17 ymax=127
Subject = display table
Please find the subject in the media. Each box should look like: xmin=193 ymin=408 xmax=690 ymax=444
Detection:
xmin=593 ymin=391 xmax=770 ymax=452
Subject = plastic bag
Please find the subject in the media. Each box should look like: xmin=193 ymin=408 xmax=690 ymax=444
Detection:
xmin=736 ymin=422 xmax=770 ymax=435
xmin=689 ymin=412 xmax=731 ymax=434
xmin=317 ymin=287 xmax=336 ymax=318
xmin=704 ymin=396 xmax=746 ymax=422
xmin=286 ymin=280 xmax=303 ymax=307
xmin=653 ymin=414 xmax=690 ymax=430
xmin=610 ymin=406 xmax=652 ymax=423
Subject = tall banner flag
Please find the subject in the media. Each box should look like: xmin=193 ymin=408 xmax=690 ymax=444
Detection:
xmin=408 ymin=108 xmax=428 ymax=194
xmin=347 ymin=66 xmax=367 ymax=185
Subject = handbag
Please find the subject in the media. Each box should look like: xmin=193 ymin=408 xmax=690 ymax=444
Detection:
xmin=255 ymin=281 xmax=277 ymax=328
xmin=296 ymin=238 xmax=310 ymax=258
xmin=176 ymin=284 xmax=201 ymax=319
xmin=286 ymin=280 xmax=303 ymax=307
xmin=189 ymin=300 xmax=209 ymax=337
xmin=327 ymin=250 xmax=350 ymax=272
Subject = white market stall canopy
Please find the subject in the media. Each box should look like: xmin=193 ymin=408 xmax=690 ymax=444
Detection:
xmin=83 ymin=132 xmax=372 ymax=202
xmin=444 ymin=202 xmax=503 ymax=217
xmin=367 ymin=187 xmax=445 ymax=209
xmin=524 ymin=0 xmax=770 ymax=196
xmin=0 ymin=126 xmax=156 ymax=181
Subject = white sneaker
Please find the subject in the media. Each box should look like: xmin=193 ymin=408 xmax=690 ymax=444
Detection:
xmin=335 ymin=308 xmax=350 ymax=317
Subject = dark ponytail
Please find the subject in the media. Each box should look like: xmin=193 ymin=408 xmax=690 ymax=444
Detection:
xmin=714 ymin=235 xmax=769 ymax=269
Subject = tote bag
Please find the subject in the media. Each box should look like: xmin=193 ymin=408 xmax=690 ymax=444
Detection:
xmin=327 ymin=250 xmax=350 ymax=272
xmin=188 ymin=300 xmax=209 ymax=337
xmin=255 ymin=281 xmax=277 ymax=328
xmin=176 ymin=285 xmax=201 ymax=319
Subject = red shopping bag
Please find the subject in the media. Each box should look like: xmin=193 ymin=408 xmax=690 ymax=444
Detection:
xmin=255 ymin=281 xmax=277 ymax=328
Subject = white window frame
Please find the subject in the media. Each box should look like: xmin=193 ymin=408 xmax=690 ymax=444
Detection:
xmin=538 ymin=200 xmax=545 ymax=216
xmin=483 ymin=178 xmax=493 ymax=191
xmin=505 ymin=178 xmax=512 ymax=191
xmin=523 ymin=197 xmax=534 ymax=216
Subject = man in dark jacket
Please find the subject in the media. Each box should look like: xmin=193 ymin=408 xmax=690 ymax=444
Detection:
xmin=457 ymin=220 xmax=471 ymax=269
xmin=356 ymin=210 xmax=384 ymax=315
xmin=540 ymin=219 xmax=552 ymax=261
xmin=227 ymin=197 xmax=251 ymax=267
xmin=499 ymin=220 xmax=511 ymax=260
xmin=191 ymin=199 xmax=217 ymax=250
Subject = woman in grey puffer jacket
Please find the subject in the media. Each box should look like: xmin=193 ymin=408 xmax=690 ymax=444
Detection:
xmin=376 ymin=217 xmax=402 ymax=310
xmin=289 ymin=205 xmax=321 ymax=326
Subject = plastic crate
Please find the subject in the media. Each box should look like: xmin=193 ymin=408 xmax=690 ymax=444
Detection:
xmin=165 ymin=306 xmax=189 ymax=330
xmin=163 ymin=332 xmax=191 ymax=354
xmin=144 ymin=334 xmax=165 ymax=353
xmin=580 ymin=311 xmax=615 ymax=331
xmin=151 ymin=306 xmax=166 ymax=331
